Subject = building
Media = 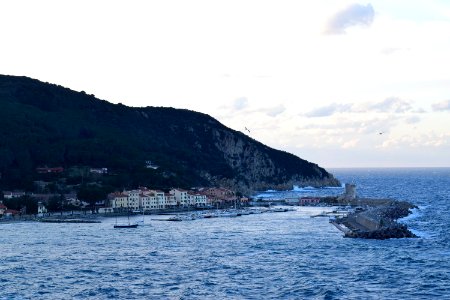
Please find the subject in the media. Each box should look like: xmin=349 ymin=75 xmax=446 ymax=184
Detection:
xmin=37 ymin=202 xmax=47 ymax=216
xmin=0 ymin=202 xmax=7 ymax=216
xmin=106 ymin=186 xmax=235 ymax=212
xmin=198 ymin=187 xmax=237 ymax=205
xmin=127 ymin=190 xmax=140 ymax=211
xmin=36 ymin=167 xmax=64 ymax=174
xmin=170 ymin=188 xmax=189 ymax=207
xmin=109 ymin=192 xmax=129 ymax=211
xmin=299 ymin=197 xmax=321 ymax=206
xmin=3 ymin=191 xmax=26 ymax=199
xmin=187 ymin=191 xmax=207 ymax=207
xmin=90 ymin=168 xmax=108 ymax=174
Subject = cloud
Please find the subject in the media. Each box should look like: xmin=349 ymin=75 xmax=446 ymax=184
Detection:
xmin=305 ymin=103 xmax=352 ymax=117
xmin=405 ymin=116 xmax=421 ymax=124
xmin=378 ymin=133 xmax=450 ymax=149
xmin=233 ymin=97 xmax=248 ymax=111
xmin=432 ymin=99 xmax=450 ymax=111
xmin=325 ymin=3 xmax=375 ymax=35
xmin=367 ymin=97 xmax=412 ymax=113
xmin=380 ymin=47 xmax=410 ymax=56
xmin=341 ymin=139 xmax=359 ymax=149
xmin=305 ymin=97 xmax=416 ymax=118
xmin=299 ymin=115 xmax=399 ymax=136
xmin=265 ymin=105 xmax=286 ymax=117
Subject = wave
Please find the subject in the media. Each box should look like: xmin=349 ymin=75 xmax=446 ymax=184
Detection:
xmin=399 ymin=207 xmax=422 ymax=222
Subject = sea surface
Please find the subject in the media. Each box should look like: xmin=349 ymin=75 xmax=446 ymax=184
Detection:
xmin=1 ymin=168 xmax=450 ymax=299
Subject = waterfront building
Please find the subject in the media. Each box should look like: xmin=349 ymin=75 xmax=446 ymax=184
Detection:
xmin=127 ymin=190 xmax=140 ymax=211
xmin=165 ymin=193 xmax=177 ymax=208
xmin=109 ymin=192 xmax=129 ymax=211
xmin=170 ymin=188 xmax=189 ymax=207
xmin=140 ymin=193 xmax=157 ymax=210
xmin=299 ymin=197 xmax=321 ymax=206
xmin=187 ymin=191 xmax=207 ymax=207
xmin=106 ymin=186 xmax=237 ymax=212
xmin=198 ymin=187 xmax=237 ymax=205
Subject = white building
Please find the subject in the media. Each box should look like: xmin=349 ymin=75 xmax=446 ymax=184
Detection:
xmin=37 ymin=201 xmax=47 ymax=216
xmin=109 ymin=192 xmax=129 ymax=210
xmin=127 ymin=190 xmax=140 ymax=211
xmin=187 ymin=192 xmax=207 ymax=207
xmin=165 ymin=193 xmax=177 ymax=207
xmin=170 ymin=189 xmax=189 ymax=207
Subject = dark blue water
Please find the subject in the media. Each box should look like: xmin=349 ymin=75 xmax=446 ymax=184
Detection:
xmin=1 ymin=168 xmax=449 ymax=299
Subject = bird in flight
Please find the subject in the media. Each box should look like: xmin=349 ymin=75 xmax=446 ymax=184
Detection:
xmin=378 ymin=132 xmax=384 ymax=135
xmin=245 ymin=127 xmax=251 ymax=133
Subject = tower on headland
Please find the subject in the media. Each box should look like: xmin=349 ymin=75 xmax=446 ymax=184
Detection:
xmin=338 ymin=183 xmax=357 ymax=203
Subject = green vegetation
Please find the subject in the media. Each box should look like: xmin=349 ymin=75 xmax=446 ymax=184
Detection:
xmin=3 ymin=195 xmax=38 ymax=214
xmin=0 ymin=75 xmax=338 ymax=193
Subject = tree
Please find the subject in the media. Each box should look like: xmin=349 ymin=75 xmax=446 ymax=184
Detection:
xmin=77 ymin=185 xmax=108 ymax=212
xmin=3 ymin=195 xmax=38 ymax=214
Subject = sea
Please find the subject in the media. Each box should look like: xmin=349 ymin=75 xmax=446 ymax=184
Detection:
xmin=1 ymin=168 xmax=449 ymax=299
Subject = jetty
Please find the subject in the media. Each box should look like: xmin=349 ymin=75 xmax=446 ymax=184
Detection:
xmin=329 ymin=184 xmax=417 ymax=239
xmin=39 ymin=218 xmax=101 ymax=223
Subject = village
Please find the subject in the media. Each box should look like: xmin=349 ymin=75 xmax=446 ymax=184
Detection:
xmin=0 ymin=186 xmax=245 ymax=218
xmin=0 ymin=185 xmax=325 ymax=220
xmin=0 ymin=165 xmax=326 ymax=220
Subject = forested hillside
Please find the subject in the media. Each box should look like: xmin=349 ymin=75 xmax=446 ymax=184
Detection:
xmin=0 ymin=75 xmax=339 ymax=193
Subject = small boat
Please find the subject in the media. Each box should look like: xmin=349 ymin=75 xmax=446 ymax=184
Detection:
xmin=114 ymin=206 xmax=138 ymax=228
xmin=217 ymin=211 xmax=238 ymax=218
xmin=114 ymin=224 xmax=138 ymax=228
xmin=167 ymin=215 xmax=183 ymax=221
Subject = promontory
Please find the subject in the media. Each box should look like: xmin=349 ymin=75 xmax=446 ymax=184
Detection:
xmin=0 ymin=75 xmax=339 ymax=194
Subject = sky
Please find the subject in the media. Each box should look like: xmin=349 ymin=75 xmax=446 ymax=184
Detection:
xmin=1 ymin=0 xmax=449 ymax=168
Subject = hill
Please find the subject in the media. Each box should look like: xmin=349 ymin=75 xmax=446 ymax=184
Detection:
xmin=0 ymin=75 xmax=339 ymax=194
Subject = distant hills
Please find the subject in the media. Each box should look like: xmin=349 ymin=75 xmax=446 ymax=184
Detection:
xmin=0 ymin=75 xmax=339 ymax=194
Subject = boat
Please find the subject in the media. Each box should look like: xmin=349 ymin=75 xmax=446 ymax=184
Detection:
xmin=167 ymin=216 xmax=183 ymax=221
xmin=114 ymin=205 xmax=138 ymax=228
xmin=114 ymin=223 xmax=138 ymax=228
xmin=217 ymin=211 xmax=238 ymax=217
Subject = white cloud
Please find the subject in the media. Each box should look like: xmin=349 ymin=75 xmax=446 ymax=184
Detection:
xmin=233 ymin=97 xmax=249 ymax=111
xmin=341 ymin=139 xmax=359 ymax=149
xmin=367 ymin=97 xmax=413 ymax=113
xmin=265 ymin=105 xmax=286 ymax=117
xmin=325 ymin=3 xmax=375 ymax=35
xmin=305 ymin=97 xmax=415 ymax=117
xmin=380 ymin=47 xmax=403 ymax=55
xmin=432 ymin=99 xmax=450 ymax=111
xmin=379 ymin=133 xmax=450 ymax=149
xmin=305 ymin=103 xmax=352 ymax=117
xmin=405 ymin=116 xmax=421 ymax=124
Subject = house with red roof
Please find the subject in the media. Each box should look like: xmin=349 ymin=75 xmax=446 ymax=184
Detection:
xmin=0 ymin=202 xmax=7 ymax=216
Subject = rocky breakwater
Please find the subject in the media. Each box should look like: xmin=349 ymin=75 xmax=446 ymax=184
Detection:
xmin=335 ymin=200 xmax=417 ymax=240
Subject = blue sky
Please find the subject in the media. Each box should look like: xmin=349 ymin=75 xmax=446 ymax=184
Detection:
xmin=1 ymin=0 xmax=449 ymax=167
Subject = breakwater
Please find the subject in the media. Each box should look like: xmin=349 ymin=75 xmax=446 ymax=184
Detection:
xmin=331 ymin=199 xmax=417 ymax=239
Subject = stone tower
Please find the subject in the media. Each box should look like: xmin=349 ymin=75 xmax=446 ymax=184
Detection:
xmin=338 ymin=183 xmax=357 ymax=203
